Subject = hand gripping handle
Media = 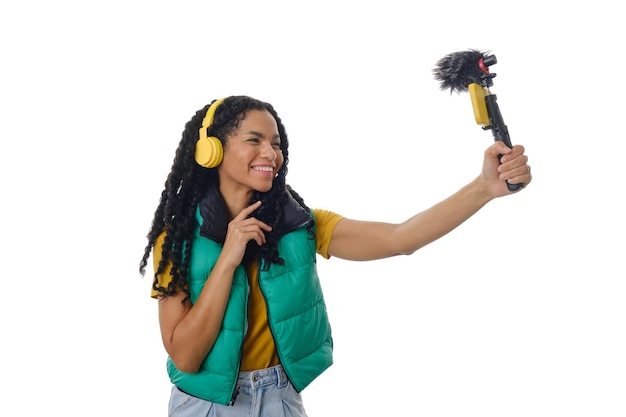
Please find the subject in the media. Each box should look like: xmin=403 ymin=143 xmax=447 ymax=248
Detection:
xmin=484 ymin=94 xmax=524 ymax=192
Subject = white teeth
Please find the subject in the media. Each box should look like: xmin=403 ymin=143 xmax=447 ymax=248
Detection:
xmin=253 ymin=166 xmax=274 ymax=172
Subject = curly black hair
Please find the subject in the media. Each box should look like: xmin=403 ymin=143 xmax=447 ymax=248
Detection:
xmin=139 ymin=96 xmax=312 ymax=301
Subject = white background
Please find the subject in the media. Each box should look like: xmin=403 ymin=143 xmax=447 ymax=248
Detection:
xmin=1 ymin=1 xmax=624 ymax=416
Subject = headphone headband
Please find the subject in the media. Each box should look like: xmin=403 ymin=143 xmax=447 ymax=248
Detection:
xmin=199 ymin=97 xmax=227 ymax=141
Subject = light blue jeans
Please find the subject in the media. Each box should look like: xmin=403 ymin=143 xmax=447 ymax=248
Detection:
xmin=168 ymin=365 xmax=308 ymax=417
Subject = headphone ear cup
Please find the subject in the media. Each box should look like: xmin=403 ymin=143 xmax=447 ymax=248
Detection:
xmin=195 ymin=135 xmax=224 ymax=168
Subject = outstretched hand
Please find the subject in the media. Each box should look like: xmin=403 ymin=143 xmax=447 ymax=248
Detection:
xmin=220 ymin=201 xmax=272 ymax=269
xmin=481 ymin=141 xmax=532 ymax=198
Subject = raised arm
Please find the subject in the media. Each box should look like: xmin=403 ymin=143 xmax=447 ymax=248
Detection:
xmin=327 ymin=141 xmax=531 ymax=261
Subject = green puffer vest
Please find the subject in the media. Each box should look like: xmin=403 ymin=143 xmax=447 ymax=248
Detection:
xmin=166 ymin=187 xmax=333 ymax=405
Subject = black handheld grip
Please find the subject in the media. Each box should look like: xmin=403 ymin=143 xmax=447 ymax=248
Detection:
xmin=483 ymin=94 xmax=524 ymax=192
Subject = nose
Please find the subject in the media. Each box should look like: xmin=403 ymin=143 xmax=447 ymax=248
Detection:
xmin=260 ymin=141 xmax=278 ymax=161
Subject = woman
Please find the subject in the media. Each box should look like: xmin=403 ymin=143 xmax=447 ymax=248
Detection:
xmin=139 ymin=95 xmax=532 ymax=416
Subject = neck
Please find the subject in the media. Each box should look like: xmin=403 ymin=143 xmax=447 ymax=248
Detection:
xmin=219 ymin=185 xmax=253 ymax=219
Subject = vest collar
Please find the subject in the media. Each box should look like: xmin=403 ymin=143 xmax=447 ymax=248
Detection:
xmin=198 ymin=184 xmax=312 ymax=243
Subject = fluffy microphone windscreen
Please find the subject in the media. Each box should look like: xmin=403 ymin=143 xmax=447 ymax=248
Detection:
xmin=433 ymin=49 xmax=488 ymax=94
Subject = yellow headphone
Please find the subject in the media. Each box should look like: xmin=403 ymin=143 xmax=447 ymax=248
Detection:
xmin=195 ymin=98 xmax=227 ymax=168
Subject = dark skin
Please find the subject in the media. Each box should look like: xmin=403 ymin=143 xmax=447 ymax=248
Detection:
xmin=158 ymin=109 xmax=532 ymax=373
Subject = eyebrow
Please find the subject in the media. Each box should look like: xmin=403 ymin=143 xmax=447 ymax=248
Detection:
xmin=245 ymin=130 xmax=281 ymax=141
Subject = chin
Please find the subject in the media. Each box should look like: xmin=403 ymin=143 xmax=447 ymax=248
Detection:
xmin=255 ymin=183 xmax=274 ymax=193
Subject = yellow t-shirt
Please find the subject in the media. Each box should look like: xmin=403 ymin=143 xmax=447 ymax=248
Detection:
xmin=151 ymin=209 xmax=344 ymax=371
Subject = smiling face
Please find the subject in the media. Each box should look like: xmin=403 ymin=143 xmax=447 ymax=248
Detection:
xmin=217 ymin=109 xmax=284 ymax=200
